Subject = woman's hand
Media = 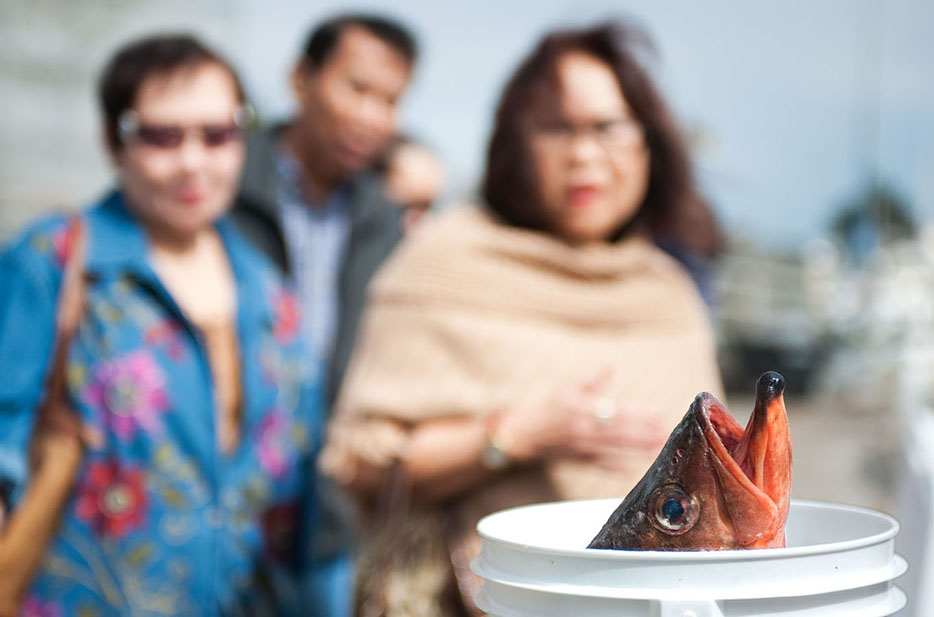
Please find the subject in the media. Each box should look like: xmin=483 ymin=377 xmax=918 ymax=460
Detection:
xmin=498 ymin=367 xmax=669 ymax=469
xmin=322 ymin=368 xmax=671 ymax=505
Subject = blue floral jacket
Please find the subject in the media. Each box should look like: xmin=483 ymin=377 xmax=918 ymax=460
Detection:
xmin=0 ymin=191 xmax=341 ymax=616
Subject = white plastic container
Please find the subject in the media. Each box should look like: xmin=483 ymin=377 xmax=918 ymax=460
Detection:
xmin=473 ymin=499 xmax=907 ymax=616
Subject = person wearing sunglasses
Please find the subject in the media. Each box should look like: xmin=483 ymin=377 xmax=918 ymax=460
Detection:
xmin=0 ymin=34 xmax=337 ymax=615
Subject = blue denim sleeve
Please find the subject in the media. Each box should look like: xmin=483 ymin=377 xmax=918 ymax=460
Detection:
xmin=0 ymin=236 xmax=58 ymax=508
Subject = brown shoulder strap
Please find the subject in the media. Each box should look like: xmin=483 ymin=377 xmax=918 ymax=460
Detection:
xmin=0 ymin=215 xmax=87 ymax=616
xmin=31 ymin=216 xmax=86 ymax=424
xmin=55 ymin=217 xmax=88 ymax=348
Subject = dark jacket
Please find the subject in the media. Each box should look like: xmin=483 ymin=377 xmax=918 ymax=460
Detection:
xmin=233 ymin=123 xmax=403 ymax=412
xmin=233 ymin=126 xmax=402 ymax=580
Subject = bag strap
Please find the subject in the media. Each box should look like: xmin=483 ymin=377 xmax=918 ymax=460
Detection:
xmin=357 ymin=459 xmax=413 ymax=617
xmin=54 ymin=216 xmax=88 ymax=365
xmin=0 ymin=216 xmax=87 ymax=616
xmin=36 ymin=216 xmax=88 ymax=423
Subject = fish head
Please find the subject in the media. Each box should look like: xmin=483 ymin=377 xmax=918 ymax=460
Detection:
xmin=588 ymin=371 xmax=792 ymax=550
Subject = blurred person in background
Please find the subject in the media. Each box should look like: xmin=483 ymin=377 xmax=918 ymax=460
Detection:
xmin=375 ymin=136 xmax=446 ymax=234
xmin=0 ymin=34 xmax=335 ymax=615
xmin=319 ymin=20 xmax=723 ymax=617
xmin=231 ymin=13 xmax=419 ymax=616
xmin=234 ymin=13 xmax=416 ymax=409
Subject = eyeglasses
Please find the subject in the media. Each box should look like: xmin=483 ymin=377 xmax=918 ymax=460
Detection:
xmin=117 ymin=106 xmax=254 ymax=149
xmin=529 ymin=117 xmax=645 ymax=150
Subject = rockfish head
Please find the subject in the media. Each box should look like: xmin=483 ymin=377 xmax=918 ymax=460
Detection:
xmin=588 ymin=371 xmax=792 ymax=550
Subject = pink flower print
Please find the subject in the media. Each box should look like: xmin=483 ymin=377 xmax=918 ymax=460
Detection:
xmin=272 ymin=288 xmax=299 ymax=344
xmin=144 ymin=318 xmax=186 ymax=360
xmin=83 ymin=350 xmax=170 ymax=440
xmin=257 ymin=412 xmax=292 ymax=478
xmin=50 ymin=223 xmax=75 ymax=269
xmin=18 ymin=595 xmax=63 ymax=617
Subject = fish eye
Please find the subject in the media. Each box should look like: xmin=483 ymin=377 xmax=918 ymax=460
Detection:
xmin=650 ymin=484 xmax=698 ymax=535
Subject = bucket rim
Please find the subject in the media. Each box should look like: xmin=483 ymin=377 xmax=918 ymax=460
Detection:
xmin=476 ymin=498 xmax=900 ymax=561
xmin=473 ymin=582 xmax=909 ymax=616
xmin=471 ymin=555 xmax=908 ymax=600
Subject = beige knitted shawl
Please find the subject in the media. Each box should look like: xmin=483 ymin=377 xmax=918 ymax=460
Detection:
xmin=321 ymin=205 xmax=723 ymax=610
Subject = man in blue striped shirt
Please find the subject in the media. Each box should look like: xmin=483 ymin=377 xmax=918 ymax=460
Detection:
xmin=237 ymin=14 xmax=416 ymax=405
xmin=233 ymin=13 xmax=418 ymax=617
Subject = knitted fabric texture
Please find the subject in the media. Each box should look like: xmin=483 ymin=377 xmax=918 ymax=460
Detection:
xmin=321 ymin=205 xmax=723 ymax=612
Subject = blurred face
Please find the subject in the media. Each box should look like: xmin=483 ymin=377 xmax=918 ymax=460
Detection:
xmin=292 ymin=26 xmax=412 ymax=185
xmin=116 ymin=62 xmax=245 ymax=240
xmin=384 ymin=142 xmax=445 ymax=232
xmin=529 ymin=52 xmax=650 ymax=244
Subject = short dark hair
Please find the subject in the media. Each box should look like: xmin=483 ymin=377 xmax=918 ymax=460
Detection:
xmin=482 ymin=21 xmax=697 ymax=243
xmin=301 ymin=13 xmax=417 ymax=69
xmin=98 ymin=33 xmax=246 ymax=153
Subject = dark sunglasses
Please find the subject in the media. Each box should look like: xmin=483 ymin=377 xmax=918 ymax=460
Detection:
xmin=118 ymin=106 xmax=253 ymax=149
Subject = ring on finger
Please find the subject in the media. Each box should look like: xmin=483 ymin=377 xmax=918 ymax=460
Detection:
xmin=592 ymin=396 xmax=617 ymax=422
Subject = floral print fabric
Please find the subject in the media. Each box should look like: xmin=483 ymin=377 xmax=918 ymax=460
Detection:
xmin=82 ymin=350 xmax=170 ymax=441
xmin=0 ymin=191 xmax=328 ymax=616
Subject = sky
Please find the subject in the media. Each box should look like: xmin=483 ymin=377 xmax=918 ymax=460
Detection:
xmin=2 ymin=0 xmax=932 ymax=248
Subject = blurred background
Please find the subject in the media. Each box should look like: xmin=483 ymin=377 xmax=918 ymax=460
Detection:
xmin=2 ymin=0 xmax=933 ymax=575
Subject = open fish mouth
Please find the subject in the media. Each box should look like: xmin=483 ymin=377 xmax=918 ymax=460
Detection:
xmin=694 ymin=372 xmax=791 ymax=547
xmin=588 ymin=372 xmax=792 ymax=551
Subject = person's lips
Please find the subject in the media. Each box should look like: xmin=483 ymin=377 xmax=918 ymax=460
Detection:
xmin=176 ymin=187 xmax=206 ymax=206
xmin=566 ymin=185 xmax=601 ymax=208
xmin=335 ymin=141 xmax=375 ymax=170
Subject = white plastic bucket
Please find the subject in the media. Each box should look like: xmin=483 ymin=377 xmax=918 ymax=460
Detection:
xmin=473 ymin=499 xmax=907 ymax=616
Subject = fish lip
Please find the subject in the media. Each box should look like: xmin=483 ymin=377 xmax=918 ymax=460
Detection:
xmin=692 ymin=392 xmax=773 ymax=504
xmin=757 ymin=371 xmax=785 ymax=401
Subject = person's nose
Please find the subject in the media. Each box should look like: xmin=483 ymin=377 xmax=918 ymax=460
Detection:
xmin=355 ymin=95 xmax=395 ymax=135
xmin=176 ymin=136 xmax=209 ymax=172
xmin=566 ymin=127 xmax=604 ymax=165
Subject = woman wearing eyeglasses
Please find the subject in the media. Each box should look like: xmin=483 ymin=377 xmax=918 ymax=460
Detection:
xmin=0 ymin=35 xmax=336 ymax=615
xmin=319 ymin=21 xmax=724 ymax=616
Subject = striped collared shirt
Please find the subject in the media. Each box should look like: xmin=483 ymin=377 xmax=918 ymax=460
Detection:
xmin=275 ymin=147 xmax=351 ymax=362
